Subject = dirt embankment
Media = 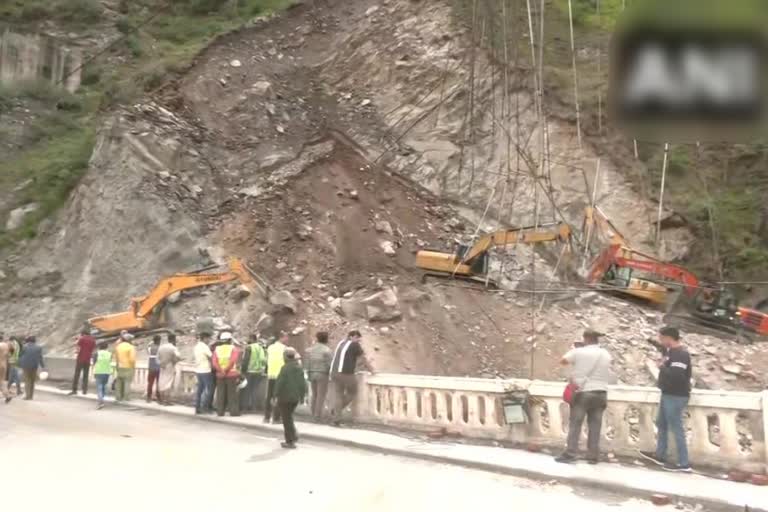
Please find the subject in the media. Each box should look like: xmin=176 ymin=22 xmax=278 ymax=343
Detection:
xmin=0 ymin=0 xmax=765 ymax=390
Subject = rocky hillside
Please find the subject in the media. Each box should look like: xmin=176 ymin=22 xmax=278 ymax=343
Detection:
xmin=0 ymin=0 xmax=766 ymax=390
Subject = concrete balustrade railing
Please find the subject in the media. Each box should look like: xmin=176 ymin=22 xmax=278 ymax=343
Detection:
xmin=45 ymin=357 xmax=767 ymax=472
xmin=358 ymin=374 xmax=768 ymax=472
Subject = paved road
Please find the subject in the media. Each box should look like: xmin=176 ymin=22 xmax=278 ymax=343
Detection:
xmin=2 ymin=395 xmax=684 ymax=511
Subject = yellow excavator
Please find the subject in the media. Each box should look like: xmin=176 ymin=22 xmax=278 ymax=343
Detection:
xmin=88 ymin=257 xmax=268 ymax=338
xmin=415 ymin=222 xmax=572 ymax=282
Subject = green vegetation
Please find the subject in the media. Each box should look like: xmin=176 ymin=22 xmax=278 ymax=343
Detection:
xmin=0 ymin=0 xmax=102 ymax=26
xmin=0 ymin=0 xmax=294 ymax=247
xmin=554 ymin=0 xmax=624 ymax=30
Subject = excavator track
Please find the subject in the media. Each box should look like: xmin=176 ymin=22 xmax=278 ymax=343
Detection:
xmin=662 ymin=313 xmax=757 ymax=344
xmin=420 ymin=272 xmax=499 ymax=289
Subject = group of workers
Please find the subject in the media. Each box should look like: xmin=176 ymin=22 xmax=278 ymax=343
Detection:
xmin=0 ymin=334 xmax=46 ymax=402
xmin=66 ymin=328 xmax=182 ymax=409
xmin=59 ymin=319 xmax=371 ymax=449
xmin=191 ymin=320 xmax=371 ymax=447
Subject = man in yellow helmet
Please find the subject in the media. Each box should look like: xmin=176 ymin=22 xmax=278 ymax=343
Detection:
xmin=212 ymin=332 xmax=242 ymax=417
xmin=263 ymin=333 xmax=287 ymax=424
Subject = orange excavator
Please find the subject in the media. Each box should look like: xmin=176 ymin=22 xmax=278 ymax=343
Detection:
xmin=588 ymin=243 xmax=768 ymax=340
xmin=88 ymin=257 xmax=269 ymax=338
xmin=587 ymin=244 xmax=698 ymax=305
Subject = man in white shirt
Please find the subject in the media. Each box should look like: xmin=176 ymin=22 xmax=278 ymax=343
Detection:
xmin=193 ymin=319 xmax=214 ymax=414
xmin=556 ymin=329 xmax=613 ymax=464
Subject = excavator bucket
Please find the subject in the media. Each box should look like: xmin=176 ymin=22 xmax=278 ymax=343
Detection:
xmin=228 ymin=257 xmax=271 ymax=298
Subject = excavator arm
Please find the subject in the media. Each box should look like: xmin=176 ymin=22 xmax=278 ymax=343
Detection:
xmin=583 ymin=205 xmax=629 ymax=248
xmin=89 ymin=257 xmax=267 ymax=336
xmin=462 ymin=222 xmax=572 ymax=264
xmin=416 ymin=222 xmax=572 ymax=279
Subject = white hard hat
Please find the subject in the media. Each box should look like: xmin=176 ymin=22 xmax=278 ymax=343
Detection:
xmin=39 ymin=370 xmax=49 ymax=381
xmin=219 ymin=331 xmax=233 ymax=341
xmin=238 ymin=378 xmax=248 ymax=390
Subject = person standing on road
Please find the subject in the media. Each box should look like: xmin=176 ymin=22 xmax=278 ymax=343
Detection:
xmin=146 ymin=335 xmax=161 ymax=403
xmin=640 ymin=326 xmax=693 ymax=473
xmin=0 ymin=336 xmax=13 ymax=404
xmin=157 ymin=333 xmax=181 ymax=406
xmin=19 ymin=336 xmax=45 ymax=401
xmin=305 ymin=331 xmax=332 ymax=421
xmin=114 ymin=331 xmax=137 ymax=402
xmin=264 ymin=334 xmax=287 ymax=424
xmin=92 ymin=341 xmax=113 ymax=409
xmin=240 ymin=333 xmax=266 ymax=413
xmin=275 ymin=347 xmax=307 ymax=449
xmin=193 ymin=321 xmax=214 ymax=415
xmin=206 ymin=334 xmax=224 ymax=412
xmin=8 ymin=335 xmax=22 ymax=397
xmin=330 ymin=330 xmax=373 ymax=426
xmin=555 ymin=329 xmax=613 ymax=464
xmin=212 ymin=332 xmax=242 ymax=417
xmin=69 ymin=329 xmax=96 ymax=396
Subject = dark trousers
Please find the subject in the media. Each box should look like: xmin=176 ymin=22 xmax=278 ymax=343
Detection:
xmin=279 ymin=401 xmax=299 ymax=444
xmin=215 ymin=377 xmax=240 ymax=416
xmin=22 ymin=368 xmax=37 ymax=400
xmin=206 ymin=371 xmax=216 ymax=410
xmin=195 ymin=372 xmax=213 ymax=413
xmin=147 ymin=369 xmax=160 ymax=401
xmin=264 ymin=378 xmax=281 ymax=422
xmin=331 ymin=373 xmax=358 ymax=421
xmin=565 ymin=390 xmax=607 ymax=460
xmin=72 ymin=362 xmax=90 ymax=394
xmin=240 ymin=373 xmax=263 ymax=412
xmin=310 ymin=376 xmax=329 ymax=419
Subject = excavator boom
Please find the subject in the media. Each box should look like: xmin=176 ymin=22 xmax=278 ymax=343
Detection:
xmin=583 ymin=205 xmax=629 ymax=247
xmin=416 ymin=222 xmax=572 ymax=279
xmin=88 ymin=257 xmax=267 ymax=337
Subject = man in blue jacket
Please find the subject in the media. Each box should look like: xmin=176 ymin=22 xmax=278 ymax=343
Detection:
xmin=19 ymin=336 xmax=45 ymax=400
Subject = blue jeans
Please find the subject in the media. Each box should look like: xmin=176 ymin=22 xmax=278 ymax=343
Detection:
xmin=95 ymin=374 xmax=110 ymax=403
xmin=8 ymin=367 xmax=21 ymax=393
xmin=656 ymin=394 xmax=690 ymax=467
xmin=195 ymin=372 xmax=213 ymax=412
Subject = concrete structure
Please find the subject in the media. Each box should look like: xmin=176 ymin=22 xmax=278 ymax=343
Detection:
xmin=359 ymin=374 xmax=768 ymax=474
xmin=45 ymin=357 xmax=768 ymax=473
xmin=0 ymin=28 xmax=82 ymax=92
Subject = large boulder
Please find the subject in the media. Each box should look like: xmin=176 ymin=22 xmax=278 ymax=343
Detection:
xmin=339 ymin=298 xmax=367 ymax=319
xmin=361 ymin=287 xmax=402 ymax=322
xmin=270 ymin=290 xmax=298 ymax=314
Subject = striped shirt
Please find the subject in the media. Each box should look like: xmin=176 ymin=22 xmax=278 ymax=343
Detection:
xmin=330 ymin=338 xmax=363 ymax=375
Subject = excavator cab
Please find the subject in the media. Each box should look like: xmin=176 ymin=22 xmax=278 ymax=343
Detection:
xmin=454 ymin=243 xmax=489 ymax=276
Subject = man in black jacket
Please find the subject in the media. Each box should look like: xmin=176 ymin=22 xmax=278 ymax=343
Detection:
xmin=640 ymin=326 xmax=693 ymax=472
